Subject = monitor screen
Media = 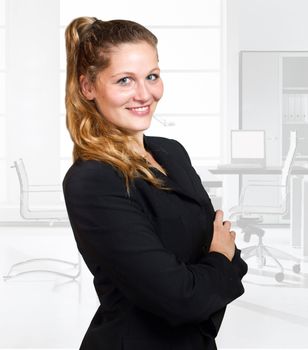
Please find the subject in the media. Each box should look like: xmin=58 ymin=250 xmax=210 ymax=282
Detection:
xmin=231 ymin=130 xmax=265 ymax=163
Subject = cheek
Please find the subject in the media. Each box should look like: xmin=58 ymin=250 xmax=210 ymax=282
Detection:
xmin=102 ymin=90 xmax=132 ymax=108
xmin=153 ymin=81 xmax=164 ymax=101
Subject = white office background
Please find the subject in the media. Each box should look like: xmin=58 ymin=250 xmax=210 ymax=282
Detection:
xmin=0 ymin=0 xmax=308 ymax=349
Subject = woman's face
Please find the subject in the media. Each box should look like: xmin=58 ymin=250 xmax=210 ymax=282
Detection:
xmin=81 ymin=41 xmax=164 ymax=139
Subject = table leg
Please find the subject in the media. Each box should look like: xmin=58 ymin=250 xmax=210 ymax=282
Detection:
xmin=301 ymin=179 xmax=308 ymax=257
xmin=291 ymin=175 xmax=303 ymax=248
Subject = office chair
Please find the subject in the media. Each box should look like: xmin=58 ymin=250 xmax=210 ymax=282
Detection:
xmin=3 ymin=159 xmax=81 ymax=280
xmin=229 ymin=131 xmax=301 ymax=282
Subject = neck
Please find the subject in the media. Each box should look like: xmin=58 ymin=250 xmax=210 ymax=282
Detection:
xmin=130 ymin=133 xmax=146 ymax=155
xmin=133 ymin=132 xmax=144 ymax=146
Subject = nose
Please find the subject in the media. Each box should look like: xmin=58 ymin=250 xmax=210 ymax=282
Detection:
xmin=133 ymin=81 xmax=151 ymax=102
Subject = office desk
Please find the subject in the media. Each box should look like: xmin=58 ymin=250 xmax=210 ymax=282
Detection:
xmin=209 ymin=165 xmax=308 ymax=256
xmin=209 ymin=165 xmax=308 ymax=176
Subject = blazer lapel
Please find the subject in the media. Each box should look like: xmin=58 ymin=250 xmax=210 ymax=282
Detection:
xmin=144 ymin=136 xmax=202 ymax=205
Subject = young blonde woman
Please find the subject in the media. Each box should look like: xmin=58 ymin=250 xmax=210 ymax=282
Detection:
xmin=63 ymin=16 xmax=247 ymax=350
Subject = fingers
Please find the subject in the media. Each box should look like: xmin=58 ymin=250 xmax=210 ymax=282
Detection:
xmin=214 ymin=210 xmax=231 ymax=229
xmin=211 ymin=211 xmax=236 ymax=261
xmin=214 ymin=209 xmax=224 ymax=224
xmin=230 ymin=230 xmax=236 ymax=239
xmin=223 ymin=220 xmax=231 ymax=230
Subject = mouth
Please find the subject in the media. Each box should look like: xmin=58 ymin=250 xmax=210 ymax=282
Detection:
xmin=126 ymin=104 xmax=151 ymax=116
xmin=126 ymin=105 xmax=150 ymax=112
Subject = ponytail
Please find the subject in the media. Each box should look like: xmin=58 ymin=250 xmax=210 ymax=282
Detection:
xmin=65 ymin=17 xmax=95 ymax=63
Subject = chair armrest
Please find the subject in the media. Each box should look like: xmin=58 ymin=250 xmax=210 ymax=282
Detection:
xmin=27 ymin=184 xmax=63 ymax=193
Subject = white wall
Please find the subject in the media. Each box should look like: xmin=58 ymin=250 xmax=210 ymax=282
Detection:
xmin=239 ymin=0 xmax=308 ymax=50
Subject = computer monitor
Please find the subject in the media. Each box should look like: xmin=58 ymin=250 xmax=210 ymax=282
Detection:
xmin=231 ymin=130 xmax=266 ymax=165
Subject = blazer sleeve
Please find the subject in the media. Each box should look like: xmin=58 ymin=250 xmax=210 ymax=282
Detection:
xmin=167 ymin=139 xmax=247 ymax=334
xmin=171 ymin=139 xmax=248 ymax=279
xmin=63 ymin=161 xmax=245 ymax=328
xmin=197 ymin=247 xmax=247 ymax=338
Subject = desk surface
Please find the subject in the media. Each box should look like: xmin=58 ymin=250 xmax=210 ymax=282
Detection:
xmin=0 ymin=220 xmax=70 ymax=227
xmin=209 ymin=166 xmax=308 ymax=175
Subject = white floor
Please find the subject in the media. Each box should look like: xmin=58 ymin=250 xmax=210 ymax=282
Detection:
xmin=0 ymin=224 xmax=307 ymax=349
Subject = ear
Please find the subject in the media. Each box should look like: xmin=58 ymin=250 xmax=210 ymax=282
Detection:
xmin=79 ymin=75 xmax=96 ymax=100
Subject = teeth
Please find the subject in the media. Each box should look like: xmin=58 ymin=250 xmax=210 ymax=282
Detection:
xmin=130 ymin=106 xmax=149 ymax=112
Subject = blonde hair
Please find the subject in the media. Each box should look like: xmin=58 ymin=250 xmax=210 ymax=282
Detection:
xmin=65 ymin=17 xmax=167 ymax=190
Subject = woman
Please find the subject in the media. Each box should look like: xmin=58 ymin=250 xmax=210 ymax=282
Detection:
xmin=63 ymin=16 xmax=247 ymax=350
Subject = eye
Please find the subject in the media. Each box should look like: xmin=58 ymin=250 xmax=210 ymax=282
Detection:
xmin=147 ymin=73 xmax=159 ymax=81
xmin=117 ymin=77 xmax=132 ymax=85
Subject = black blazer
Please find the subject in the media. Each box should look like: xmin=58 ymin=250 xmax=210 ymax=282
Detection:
xmin=63 ymin=136 xmax=247 ymax=350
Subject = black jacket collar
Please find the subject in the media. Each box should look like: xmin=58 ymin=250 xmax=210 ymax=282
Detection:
xmin=144 ymin=135 xmax=202 ymax=206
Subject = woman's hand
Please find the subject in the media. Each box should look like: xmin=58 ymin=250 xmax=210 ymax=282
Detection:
xmin=209 ymin=210 xmax=236 ymax=262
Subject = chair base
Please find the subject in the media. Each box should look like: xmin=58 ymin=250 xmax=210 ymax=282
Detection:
xmin=242 ymin=243 xmax=301 ymax=282
xmin=237 ymin=218 xmax=301 ymax=282
xmin=3 ymin=255 xmax=81 ymax=281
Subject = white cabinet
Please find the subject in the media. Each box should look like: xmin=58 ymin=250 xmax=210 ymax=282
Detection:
xmin=282 ymin=56 xmax=308 ymax=162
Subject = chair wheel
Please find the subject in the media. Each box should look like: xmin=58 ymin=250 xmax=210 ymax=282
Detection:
xmin=293 ymin=264 xmax=301 ymax=273
xmin=243 ymin=232 xmax=251 ymax=242
xmin=275 ymin=272 xmax=284 ymax=282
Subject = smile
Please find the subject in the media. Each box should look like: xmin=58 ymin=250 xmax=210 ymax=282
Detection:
xmin=126 ymin=105 xmax=151 ymax=116
xmin=127 ymin=105 xmax=150 ymax=112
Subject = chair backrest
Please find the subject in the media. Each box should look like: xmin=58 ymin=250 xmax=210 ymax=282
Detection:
xmin=13 ymin=158 xmax=30 ymax=218
xmin=280 ymin=131 xmax=297 ymax=202
xmin=13 ymin=158 xmax=69 ymax=221
xmin=281 ymin=131 xmax=297 ymax=186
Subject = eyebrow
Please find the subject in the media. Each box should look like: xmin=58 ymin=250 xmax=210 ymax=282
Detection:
xmin=111 ymin=67 xmax=160 ymax=78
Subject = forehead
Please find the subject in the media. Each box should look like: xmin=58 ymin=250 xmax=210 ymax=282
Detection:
xmin=106 ymin=42 xmax=158 ymax=72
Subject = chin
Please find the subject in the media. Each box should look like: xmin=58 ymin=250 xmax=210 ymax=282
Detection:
xmin=133 ymin=120 xmax=152 ymax=131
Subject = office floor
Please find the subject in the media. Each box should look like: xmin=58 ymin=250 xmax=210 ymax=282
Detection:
xmin=0 ymin=225 xmax=307 ymax=349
